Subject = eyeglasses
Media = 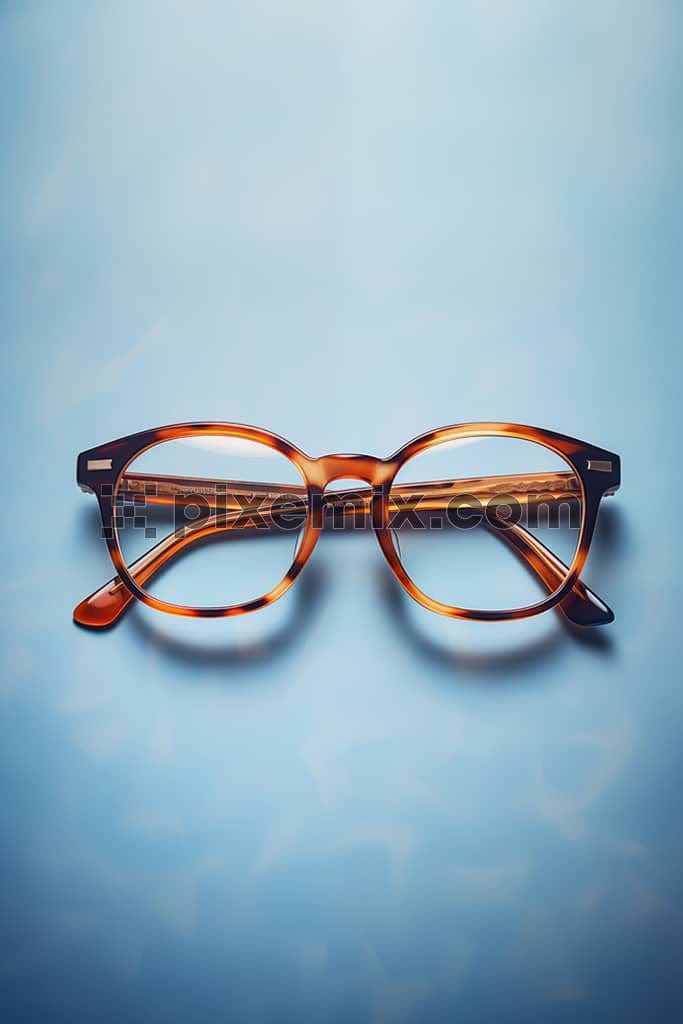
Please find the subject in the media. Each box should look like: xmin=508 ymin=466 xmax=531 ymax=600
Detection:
xmin=74 ymin=422 xmax=620 ymax=629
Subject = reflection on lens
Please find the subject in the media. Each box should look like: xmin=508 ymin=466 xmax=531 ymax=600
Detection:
xmin=114 ymin=435 xmax=307 ymax=608
xmin=389 ymin=436 xmax=583 ymax=612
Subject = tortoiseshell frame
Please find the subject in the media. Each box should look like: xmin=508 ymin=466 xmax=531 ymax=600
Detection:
xmin=74 ymin=422 xmax=620 ymax=628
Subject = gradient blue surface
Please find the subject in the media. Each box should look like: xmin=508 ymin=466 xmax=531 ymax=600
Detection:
xmin=1 ymin=2 xmax=682 ymax=1021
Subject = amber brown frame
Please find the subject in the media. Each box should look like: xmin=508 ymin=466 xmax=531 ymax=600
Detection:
xmin=74 ymin=422 xmax=620 ymax=629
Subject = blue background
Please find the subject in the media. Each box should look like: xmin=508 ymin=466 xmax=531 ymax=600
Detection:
xmin=1 ymin=2 xmax=682 ymax=1021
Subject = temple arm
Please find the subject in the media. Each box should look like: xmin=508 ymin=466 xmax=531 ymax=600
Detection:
xmin=74 ymin=471 xmax=613 ymax=628
xmin=114 ymin=468 xmax=587 ymax=511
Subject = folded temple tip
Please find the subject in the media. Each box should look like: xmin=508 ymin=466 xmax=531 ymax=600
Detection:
xmin=73 ymin=581 xmax=132 ymax=629
xmin=560 ymin=583 xmax=615 ymax=627
xmin=73 ymin=600 xmax=116 ymax=630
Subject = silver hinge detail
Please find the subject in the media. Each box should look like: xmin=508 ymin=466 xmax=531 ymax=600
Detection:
xmin=87 ymin=458 xmax=113 ymax=471
xmin=587 ymin=459 xmax=612 ymax=473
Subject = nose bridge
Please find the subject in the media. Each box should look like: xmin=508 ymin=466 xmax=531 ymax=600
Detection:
xmin=315 ymin=453 xmax=389 ymax=488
